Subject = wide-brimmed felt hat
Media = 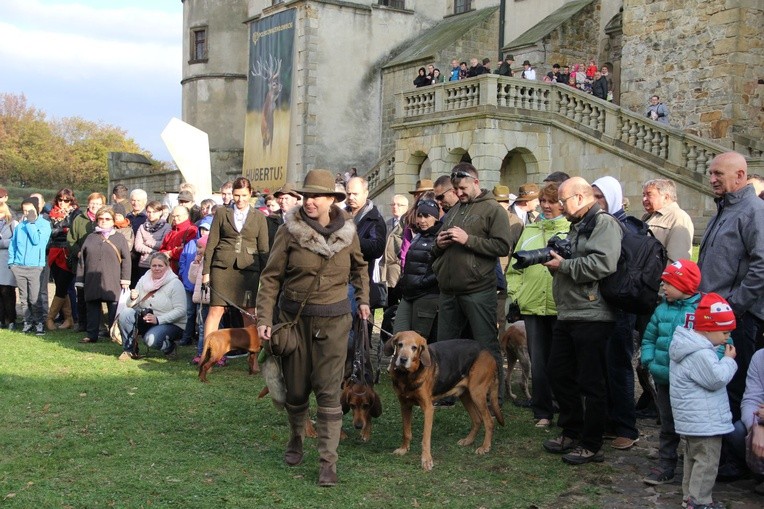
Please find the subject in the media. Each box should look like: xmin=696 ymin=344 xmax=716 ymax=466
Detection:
xmin=274 ymin=182 xmax=302 ymax=199
xmin=514 ymin=183 xmax=539 ymax=202
xmin=409 ymin=179 xmax=434 ymax=195
xmin=505 ymin=54 xmax=514 ymax=61
xmin=522 ymin=60 xmax=531 ymax=66
xmin=295 ymin=169 xmax=346 ymax=201
xmin=492 ymin=185 xmax=511 ymax=202
xmin=177 ymin=190 xmax=194 ymax=203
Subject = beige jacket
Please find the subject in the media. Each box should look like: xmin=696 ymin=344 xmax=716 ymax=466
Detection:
xmin=642 ymin=201 xmax=694 ymax=262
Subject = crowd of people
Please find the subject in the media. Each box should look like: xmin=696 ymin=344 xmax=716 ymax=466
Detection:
xmin=2 ymin=156 xmax=764 ymax=498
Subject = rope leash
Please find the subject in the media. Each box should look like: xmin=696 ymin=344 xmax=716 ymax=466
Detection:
xmin=202 ymin=283 xmax=258 ymax=321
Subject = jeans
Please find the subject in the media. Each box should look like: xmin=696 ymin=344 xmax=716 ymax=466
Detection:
xmin=547 ymin=320 xmax=615 ymax=452
xmin=119 ymin=307 xmax=183 ymax=354
xmin=196 ymin=304 xmax=210 ymax=357
xmin=438 ymin=288 xmax=504 ymax=402
xmin=180 ymin=290 xmax=195 ymax=344
xmin=606 ymin=309 xmax=638 ymax=439
xmin=10 ymin=265 xmax=44 ymax=325
xmin=524 ymin=314 xmax=557 ymax=420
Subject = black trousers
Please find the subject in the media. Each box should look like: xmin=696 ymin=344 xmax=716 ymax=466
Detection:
xmin=547 ymin=320 xmax=615 ymax=453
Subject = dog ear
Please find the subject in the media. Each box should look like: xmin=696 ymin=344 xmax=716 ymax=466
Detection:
xmin=370 ymin=389 xmax=382 ymax=418
xmin=419 ymin=344 xmax=432 ymax=367
xmin=340 ymin=388 xmax=350 ymax=414
xmin=382 ymin=333 xmax=398 ymax=356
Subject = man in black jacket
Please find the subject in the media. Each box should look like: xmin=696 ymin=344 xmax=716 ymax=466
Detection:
xmin=496 ymin=54 xmax=514 ymax=76
xmin=592 ymin=71 xmax=608 ymax=100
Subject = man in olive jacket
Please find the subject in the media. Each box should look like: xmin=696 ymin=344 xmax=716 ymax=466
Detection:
xmin=432 ymin=163 xmax=511 ymax=401
xmin=541 ymin=176 xmax=622 ymax=465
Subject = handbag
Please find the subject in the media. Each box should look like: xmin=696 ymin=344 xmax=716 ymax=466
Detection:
xmin=268 ymin=256 xmax=332 ymax=357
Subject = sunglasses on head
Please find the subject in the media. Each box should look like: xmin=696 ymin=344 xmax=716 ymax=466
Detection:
xmin=451 ymin=170 xmax=475 ymax=181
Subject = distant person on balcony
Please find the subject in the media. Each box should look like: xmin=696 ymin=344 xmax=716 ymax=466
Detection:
xmin=482 ymin=57 xmax=491 ymax=74
xmin=449 ymin=59 xmax=460 ymax=81
xmin=496 ymin=54 xmax=514 ymax=77
xmin=467 ymin=57 xmax=488 ymax=78
xmin=414 ymin=67 xmax=430 ymax=87
xmin=545 ymin=63 xmax=562 ymax=83
xmin=426 ymin=64 xmax=435 ymax=81
xmin=431 ymin=68 xmax=444 ymax=84
xmin=645 ymin=95 xmax=669 ymax=124
xmin=459 ymin=61 xmax=468 ymax=79
xmin=601 ymin=65 xmax=614 ymax=101
xmin=592 ymin=71 xmax=608 ymax=100
xmin=586 ymin=59 xmax=598 ymax=80
xmin=559 ymin=65 xmax=570 ymax=85
xmin=521 ymin=60 xmax=536 ymax=80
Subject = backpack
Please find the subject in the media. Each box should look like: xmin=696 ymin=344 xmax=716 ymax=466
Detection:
xmin=582 ymin=213 xmax=667 ymax=315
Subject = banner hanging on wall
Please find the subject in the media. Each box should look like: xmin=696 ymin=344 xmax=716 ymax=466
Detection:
xmin=242 ymin=8 xmax=295 ymax=193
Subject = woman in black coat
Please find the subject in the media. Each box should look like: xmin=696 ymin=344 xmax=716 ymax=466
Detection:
xmin=202 ymin=177 xmax=269 ymax=364
xmin=413 ymin=67 xmax=430 ymax=87
xmin=392 ymin=199 xmax=441 ymax=341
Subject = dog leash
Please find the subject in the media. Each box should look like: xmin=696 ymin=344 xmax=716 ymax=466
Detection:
xmin=203 ymin=284 xmax=258 ymax=322
xmin=368 ymin=321 xmax=394 ymax=384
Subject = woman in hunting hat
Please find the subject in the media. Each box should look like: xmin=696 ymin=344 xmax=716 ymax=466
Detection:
xmin=257 ymin=169 xmax=370 ymax=487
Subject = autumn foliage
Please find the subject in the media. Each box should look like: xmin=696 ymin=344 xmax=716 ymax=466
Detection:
xmin=0 ymin=93 xmax=151 ymax=190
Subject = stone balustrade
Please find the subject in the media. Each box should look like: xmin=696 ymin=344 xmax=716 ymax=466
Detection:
xmin=397 ymin=75 xmax=759 ymax=181
xmin=364 ymin=149 xmax=396 ymax=198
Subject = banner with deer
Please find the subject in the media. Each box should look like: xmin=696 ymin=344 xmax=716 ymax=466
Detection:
xmin=243 ymin=8 xmax=295 ymax=192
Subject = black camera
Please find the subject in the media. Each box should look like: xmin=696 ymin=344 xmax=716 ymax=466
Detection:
xmin=136 ymin=308 xmax=154 ymax=334
xmin=512 ymin=235 xmax=572 ymax=270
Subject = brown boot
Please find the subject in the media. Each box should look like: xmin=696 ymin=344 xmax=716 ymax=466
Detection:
xmin=46 ymin=296 xmax=65 ymax=330
xmin=316 ymin=405 xmax=343 ymax=487
xmin=284 ymin=402 xmax=309 ymax=466
xmin=60 ymin=297 xmax=74 ymax=329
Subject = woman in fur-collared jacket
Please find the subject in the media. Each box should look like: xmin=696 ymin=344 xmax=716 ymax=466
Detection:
xmin=257 ymin=169 xmax=369 ymax=488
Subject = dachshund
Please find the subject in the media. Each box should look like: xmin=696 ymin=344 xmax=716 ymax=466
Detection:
xmin=384 ymin=331 xmax=504 ymax=471
xmin=198 ymin=325 xmax=261 ymax=383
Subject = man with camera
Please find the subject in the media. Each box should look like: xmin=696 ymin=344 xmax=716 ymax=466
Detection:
xmin=540 ymin=177 xmax=622 ymax=465
xmin=432 ymin=163 xmax=511 ymax=402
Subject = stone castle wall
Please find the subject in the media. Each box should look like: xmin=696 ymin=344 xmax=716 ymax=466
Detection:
xmin=620 ymin=0 xmax=764 ymax=145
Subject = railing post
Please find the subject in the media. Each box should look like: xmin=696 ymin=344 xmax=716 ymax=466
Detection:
xmin=433 ymin=85 xmax=444 ymax=113
xmin=668 ymin=135 xmax=684 ymax=167
xmin=604 ymin=104 xmax=619 ymax=140
xmin=396 ymin=91 xmax=406 ymax=120
xmin=481 ymin=75 xmax=498 ymax=107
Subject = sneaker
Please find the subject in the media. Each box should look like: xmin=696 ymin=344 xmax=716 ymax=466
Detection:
xmin=22 ymin=322 xmax=33 ymax=333
xmin=535 ymin=418 xmax=551 ymax=428
xmin=35 ymin=323 xmax=45 ymax=336
xmin=215 ymin=357 xmax=227 ymax=367
xmin=543 ymin=435 xmax=578 ymax=454
xmin=611 ymin=436 xmax=639 ymax=450
xmin=643 ymin=467 xmax=675 ymax=485
xmin=685 ymin=497 xmax=725 ymax=509
xmin=561 ymin=446 xmax=605 ymax=465
xmin=7 ymin=322 xmax=15 ymax=331
xmin=119 ymin=351 xmax=136 ymax=362
xmin=191 ymin=355 xmax=202 ymax=365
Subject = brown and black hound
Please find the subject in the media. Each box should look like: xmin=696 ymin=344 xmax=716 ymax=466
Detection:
xmin=384 ymin=331 xmax=505 ymax=471
xmin=500 ymin=320 xmax=531 ymax=402
xmin=340 ymin=380 xmax=382 ymax=442
xmin=198 ymin=325 xmax=261 ymax=383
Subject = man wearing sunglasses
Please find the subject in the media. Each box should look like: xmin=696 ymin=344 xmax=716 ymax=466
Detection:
xmin=432 ymin=163 xmax=512 ymax=403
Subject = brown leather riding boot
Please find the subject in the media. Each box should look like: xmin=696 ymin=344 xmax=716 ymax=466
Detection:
xmin=316 ymin=405 xmax=343 ymax=487
xmin=284 ymin=402 xmax=309 ymax=466
xmin=46 ymin=296 xmax=65 ymax=330
xmin=60 ymin=297 xmax=74 ymax=329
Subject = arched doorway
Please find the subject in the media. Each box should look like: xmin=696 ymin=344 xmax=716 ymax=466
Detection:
xmin=500 ymin=148 xmax=538 ymax=195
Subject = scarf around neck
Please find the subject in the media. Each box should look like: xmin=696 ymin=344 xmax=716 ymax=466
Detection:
xmin=299 ymin=205 xmax=345 ymax=237
xmin=95 ymin=226 xmax=114 ymax=238
xmin=139 ymin=268 xmax=177 ymax=294
xmin=144 ymin=219 xmax=167 ymax=234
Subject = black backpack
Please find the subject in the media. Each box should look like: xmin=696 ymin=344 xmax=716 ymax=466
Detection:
xmin=582 ymin=213 xmax=667 ymax=315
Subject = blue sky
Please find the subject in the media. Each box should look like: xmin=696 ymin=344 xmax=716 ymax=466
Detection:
xmin=0 ymin=0 xmax=182 ymax=162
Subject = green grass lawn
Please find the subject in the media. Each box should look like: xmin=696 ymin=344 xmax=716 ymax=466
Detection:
xmin=0 ymin=329 xmax=611 ymax=508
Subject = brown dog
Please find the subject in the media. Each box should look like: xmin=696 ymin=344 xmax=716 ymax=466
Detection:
xmin=384 ymin=332 xmax=504 ymax=471
xmin=500 ymin=320 xmax=531 ymax=402
xmin=340 ymin=380 xmax=382 ymax=442
xmin=198 ymin=325 xmax=261 ymax=383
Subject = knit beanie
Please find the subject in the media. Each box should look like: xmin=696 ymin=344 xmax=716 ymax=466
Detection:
xmin=693 ymin=293 xmax=736 ymax=332
xmin=661 ymin=259 xmax=701 ymax=296
xmin=416 ymin=199 xmax=439 ymax=218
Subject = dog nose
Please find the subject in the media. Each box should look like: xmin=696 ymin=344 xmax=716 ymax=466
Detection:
xmin=397 ymin=356 xmax=408 ymax=365
xmin=354 ymin=422 xmax=363 ymax=429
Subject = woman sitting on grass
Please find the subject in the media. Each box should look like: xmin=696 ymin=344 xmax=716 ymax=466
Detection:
xmin=117 ymin=252 xmax=186 ymax=361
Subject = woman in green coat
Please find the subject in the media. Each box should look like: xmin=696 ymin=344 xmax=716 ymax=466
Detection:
xmin=506 ymin=183 xmax=570 ymax=427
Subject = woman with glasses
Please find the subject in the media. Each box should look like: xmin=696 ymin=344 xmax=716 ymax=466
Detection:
xmin=392 ymin=196 xmax=442 ymax=341
xmin=505 ymin=182 xmax=570 ymax=427
xmin=68 ymin=192 xmax=107 ymax=332
xmin=45 ymin=189 xmax=80 ymax=330
xmin=134 ymin=200 xmax=171 ymax=283
xmin=75 ymin=207 xmax=131 ymax=344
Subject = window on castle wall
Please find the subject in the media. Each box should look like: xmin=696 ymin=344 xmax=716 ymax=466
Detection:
xmin=191 ymin=27 xmax=208 ymax=62
xmin=454 ymin=0 xmax=472 ymax=14
xmin=379 ymin=0 xmax=405 ymax=8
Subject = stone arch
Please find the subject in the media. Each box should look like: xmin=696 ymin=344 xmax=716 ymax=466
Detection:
xmin=394 ymin=149 xmax=429 ymax=194
xmin=500 ymin=148 xmax=539 ymax=195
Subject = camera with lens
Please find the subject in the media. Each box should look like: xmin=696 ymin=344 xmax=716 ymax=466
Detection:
xmin=137 ymin=308 xmax=154 ymax=334
xmin=511 ymin=235 xmax=572 ymax=270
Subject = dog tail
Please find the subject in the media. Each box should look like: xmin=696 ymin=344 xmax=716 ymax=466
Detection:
xmin=198 ymin=334 xmax=212 ymax=375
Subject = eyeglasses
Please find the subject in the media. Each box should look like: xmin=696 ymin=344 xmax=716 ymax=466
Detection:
xmin=558 ymin=195 xmax=578 ymax=206
xmin=59 ymin=198 xmax=71 ymax=203
xmin=451 ymin=171 xmax=475 ymax=181
xmin=435 ymin=188 xmax=454 ymax=201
